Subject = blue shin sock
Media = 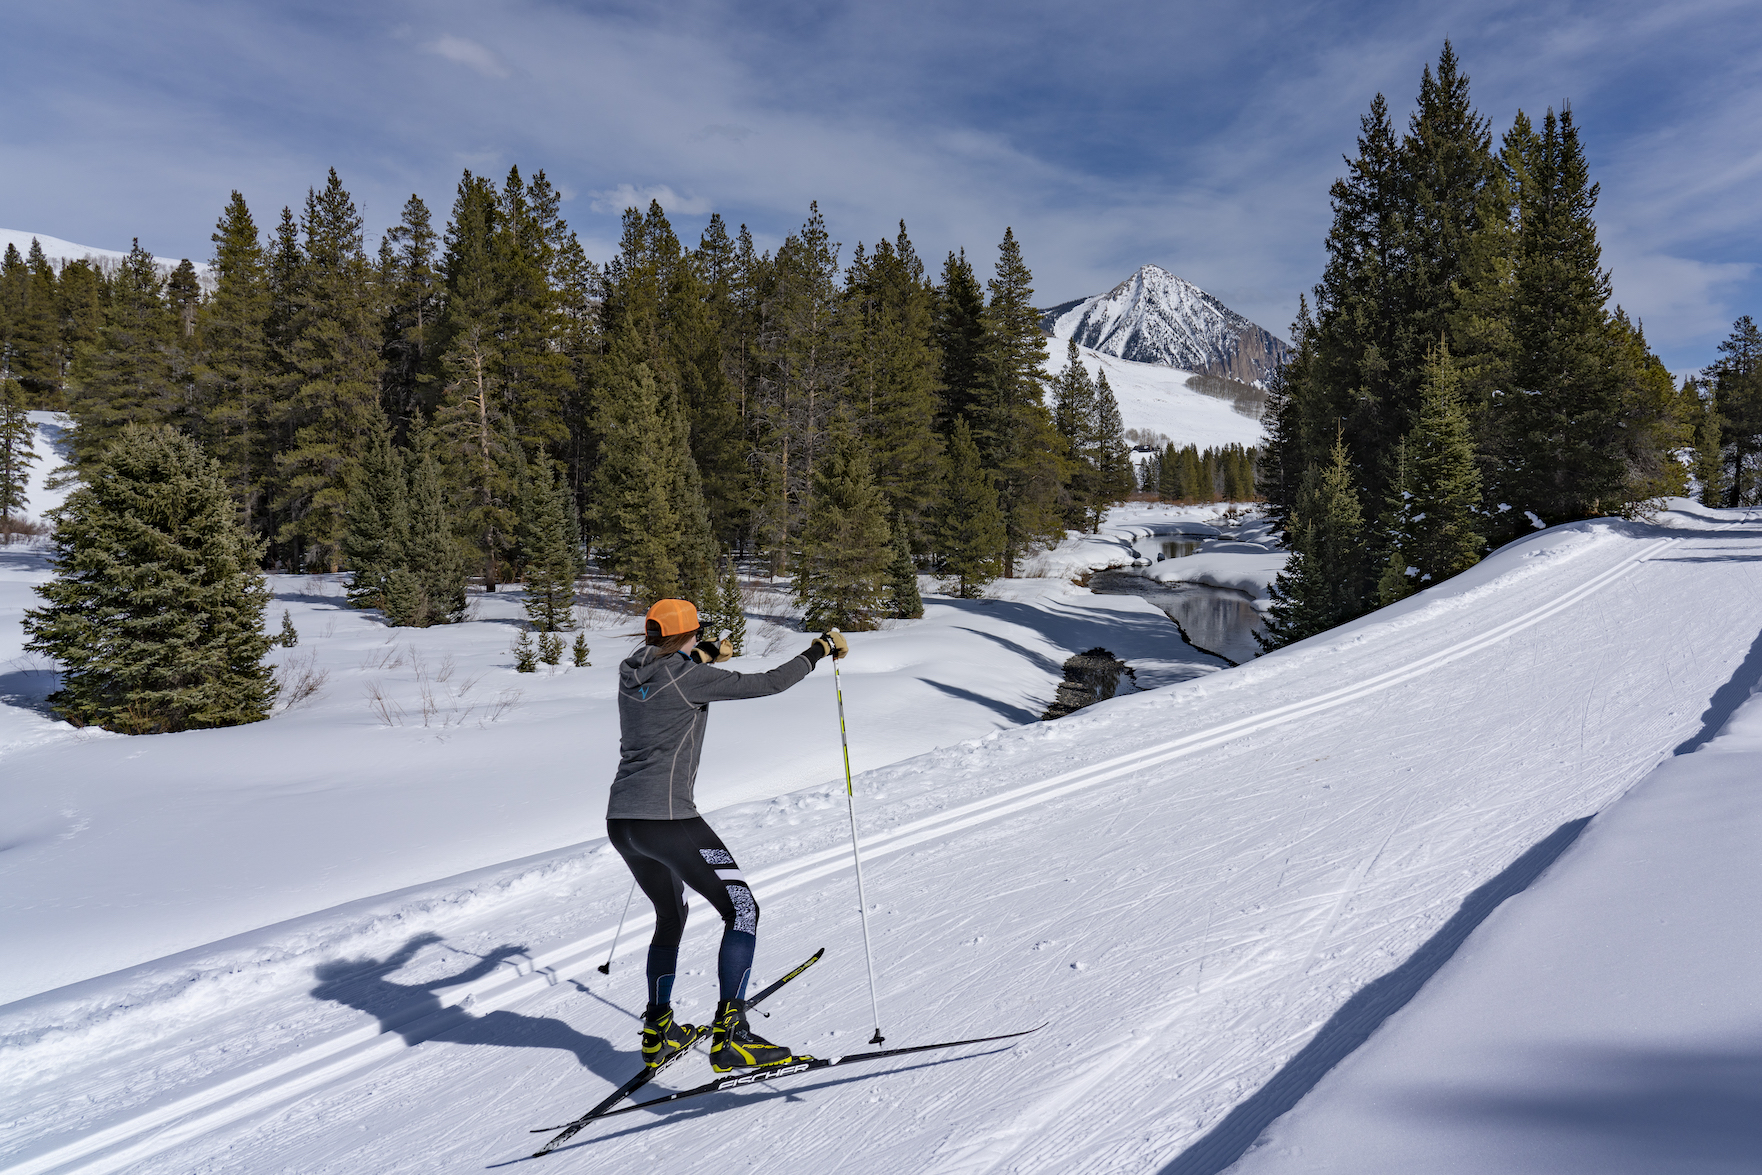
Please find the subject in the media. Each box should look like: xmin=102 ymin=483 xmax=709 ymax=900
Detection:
xmin=718 ymin=929 xmax=757 ymax=1003
xmin=646 ymin=943 xmax=679 ymax=1010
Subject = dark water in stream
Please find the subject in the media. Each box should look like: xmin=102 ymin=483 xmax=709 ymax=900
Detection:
xmin=1088 ymin=570 xmax=1265 ymax=666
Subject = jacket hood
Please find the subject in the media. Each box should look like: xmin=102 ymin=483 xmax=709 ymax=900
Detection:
xmin=620 ymin=645 xmax=679 ymax=690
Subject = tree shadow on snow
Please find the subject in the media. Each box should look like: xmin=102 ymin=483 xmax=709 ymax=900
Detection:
xmin=916 ymin=677 xmax=1043 ymax=725
xmin=1403 ymin=1044 xmax=1762 ymax=1172
xmin=1674 ymin=625 xmax=1762 ymax=755
xmin=310 ymin=932 xmax=626 ymax=1086
xmin=1159 ymin=816 xmax=1594 ymax=1175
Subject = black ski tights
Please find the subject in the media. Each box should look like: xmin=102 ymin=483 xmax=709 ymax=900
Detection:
xmin=607 ymin=817 xmax=759 ymax=1006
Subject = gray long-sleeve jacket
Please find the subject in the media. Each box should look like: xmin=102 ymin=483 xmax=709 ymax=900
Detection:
xmin=606 ymin=643 xmax=820 ymax=820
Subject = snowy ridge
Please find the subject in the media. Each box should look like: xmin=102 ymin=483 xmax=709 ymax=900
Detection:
xmin=0 ymin=229 xmax=209 ymax=279
xmin=1043 ymin=264 xmax=1289 ymax=385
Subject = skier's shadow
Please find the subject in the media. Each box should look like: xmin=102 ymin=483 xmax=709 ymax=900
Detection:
xmin=310 ymin=932 xmax=628 ymax=1085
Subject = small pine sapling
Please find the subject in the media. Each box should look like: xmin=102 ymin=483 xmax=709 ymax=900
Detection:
xmin=571 ymin=631 xmax=591 ymax=667
xmin=278 ymin=610 xmax=299 ymax=647
xmin=720 ymin=558 xmax=746 ymax=656
xmin=512 ymin=628 xmax=538 ymax=673
xmin=539 ymin=631 xmax=564 ymax=666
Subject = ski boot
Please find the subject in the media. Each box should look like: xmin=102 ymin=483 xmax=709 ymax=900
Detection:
xmin=709 ymin=999 xmax=806 ymax=1072
xmin=641 ymin=1004 xmax=696 ymax=1068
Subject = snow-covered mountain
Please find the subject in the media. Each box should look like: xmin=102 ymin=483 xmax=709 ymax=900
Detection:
xmin=1042 ymin=264 xmax=1289 ymax=386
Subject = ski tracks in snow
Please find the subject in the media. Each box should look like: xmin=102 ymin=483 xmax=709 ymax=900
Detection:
xmin=10 ymin=523 xmax=1761 ymax=1174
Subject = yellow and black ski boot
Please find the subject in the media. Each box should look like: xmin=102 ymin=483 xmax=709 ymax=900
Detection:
xmin=641 ymin=1004 xmax=695 ymax=1068
xmin=709 ymin=999 xmax=804 ymax=1072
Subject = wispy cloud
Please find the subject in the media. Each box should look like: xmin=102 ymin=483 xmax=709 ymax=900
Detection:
xmin=2 ymin=0 xmax=1758 ymax=370
xmin=423 ymin=34 xmax=508 ymax=79
xmin=589 ymin=184 xmax=713 ymax=216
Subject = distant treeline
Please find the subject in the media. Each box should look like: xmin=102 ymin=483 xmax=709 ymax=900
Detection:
xmin=0 ymin=176 xmax=1149 ymax=621
xmin=1257 ymin=41 xmax=1762 ymax=650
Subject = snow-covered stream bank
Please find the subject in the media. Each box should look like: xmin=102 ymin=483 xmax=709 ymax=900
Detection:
xmin=5 ymin=449 xmax=1762 ymax=1173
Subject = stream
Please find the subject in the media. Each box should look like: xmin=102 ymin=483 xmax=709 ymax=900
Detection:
xmin=1088 ymin=569 xmax=1265 ymax=666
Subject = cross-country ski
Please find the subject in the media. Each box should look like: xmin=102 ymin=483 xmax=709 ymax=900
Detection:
xmin=529 ymin=948 xmax=825 ymax=1153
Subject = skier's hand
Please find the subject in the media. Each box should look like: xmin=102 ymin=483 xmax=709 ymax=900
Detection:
xmin=691 ymin=638 xmax=733 ymax=664
xmin=812 ymin=630 xmax=849 ymax=660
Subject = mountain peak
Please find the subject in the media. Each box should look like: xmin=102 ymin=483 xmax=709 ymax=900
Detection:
xmin=1042 ymin=267 xmax=1289 ymax=386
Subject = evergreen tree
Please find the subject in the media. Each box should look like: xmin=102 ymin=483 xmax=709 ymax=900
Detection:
xmin=589 ymin=331 xmax=680 ymax=603
xmin=1380 ymin=342 xmax=1483 ymax=597
xmin=1092 ymin=370 xmax=1131 ymax=515
xmin=845 ymin=224 xmax=944 ymax=540
xmin=934 ymin=249 xmax=987 ymax=432
xmin=401 ymin=415 xmax=468 ymax=624
xmin=979 ymin=229 xmax=1065 ymax=573
xmin=885 ymin=519 xmax=924 ymax=619
xmin=1 ymin=376 xmax=35 ymax=525
xmin=276 ymin=169 xmax=386 ymax=570
xmin=1257 ymin=435 xmax=1367 ymax=650
xmin=1709 ymin=315 xmax=1762 ymax=505
xmin=1494 ymin=106 xmax=1625 ymax=527
xmin=512 ymin=627 xmax=538 ymax=672
xmin=380 ymin=193 xmax=443 ymax=432
xmin=23 ymin=425 xmax=277 ymax=732
xmin=7 ymin=241 xmax=63 ymax=408
xmin=520 ymin=458 xmax=581 ymax=632
xmin=937 ymin=417 xmax=1005 ymax=597
xmin=1051 ymin=339 xmax=1099 ymax=526
xmin=719 ymin=554 xmax=747 ymax=654
xmin=1157 ymin=440 xmax=1179 ymax=500
xmin=572 ymin=631 xmax=592 ymax=667
xmin=1260 ymin=301 xmax=1313 ymax=528
xmin=196 ymin=192 xmax=275 ymax=533
xmin=437 ymin=171 xmax=519 ymax=587
xmin=342 ymin=422 xmax=409 ymax=611
xmin=793 ymin=415 xmax=893 ymax=630
xmin=277 ymin=609 xmax=298 ymax=647
xmin=1691 ymin=382 xmax=1728 ymax=507
xmin=68 ymin=240 xmax=177 ymax=464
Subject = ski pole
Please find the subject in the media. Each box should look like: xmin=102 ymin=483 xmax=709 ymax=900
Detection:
xmin=831 ymin=631 xmax=885 ymax=1045
xmin=598 ymin=879 xmax=637 ymax=974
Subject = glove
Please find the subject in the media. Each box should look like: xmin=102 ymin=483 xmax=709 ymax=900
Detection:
xmin=810 ymin=629 xmax=849 ymax=661
xmin=690 ymin=638 xmax=733 ymax=664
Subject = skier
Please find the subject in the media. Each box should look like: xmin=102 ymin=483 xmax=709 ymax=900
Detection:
xmin=609 ymin=597 xmax=847 ymax=1073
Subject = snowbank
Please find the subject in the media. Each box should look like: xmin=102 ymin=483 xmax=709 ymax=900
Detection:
xmin=1232 ymin=614 xmax=1762 ymax=1174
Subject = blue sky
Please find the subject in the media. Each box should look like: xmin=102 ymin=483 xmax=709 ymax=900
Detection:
xmin=3 ymin=0 xmax=1758 ymax=373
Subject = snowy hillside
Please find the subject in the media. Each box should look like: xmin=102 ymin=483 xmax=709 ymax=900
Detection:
xmin=4 ymin=404 xmax=1760 ymax=1174
xmin=1043 ymin=264 xmax=1289 ymax=386
xmin=0 ymin=229 xmax=207 ymax=277
xmin=1039 ymin=342 xmax=1266 ymax=451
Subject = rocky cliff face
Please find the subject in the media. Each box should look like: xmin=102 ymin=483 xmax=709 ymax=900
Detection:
xmin=1041 ymin=265 xmax=1289 ymax=385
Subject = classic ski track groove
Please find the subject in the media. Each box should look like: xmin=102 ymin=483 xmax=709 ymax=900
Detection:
xmin=2 ymin=536 xmax=1675 ymax=1175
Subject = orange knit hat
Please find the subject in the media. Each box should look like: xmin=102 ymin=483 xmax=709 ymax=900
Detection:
xmin=644 ymin=598 xmax=700 ymax=637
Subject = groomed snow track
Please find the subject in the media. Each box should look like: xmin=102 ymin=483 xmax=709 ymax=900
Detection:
xmin=5 ymin=513 xmax=1760 ymax=1175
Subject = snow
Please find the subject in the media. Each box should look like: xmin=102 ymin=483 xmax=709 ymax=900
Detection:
xmin=1043 ymin=264 xmax=1288 ymax=386
xmin=13 ymin=413 xmax=76 ymax=528
xmin=0 ymin=229 xmax=209 ymax=277
xmin=1040 ymin=341 xmax=1267 ymax=452
xmin=4 ymin=403 xmax=1761 ymax=1175
xmin=1230 ymin=599 xmax=1762 ymax=1174
xmin=1023 ymin=502 xmax=1287 ymax=603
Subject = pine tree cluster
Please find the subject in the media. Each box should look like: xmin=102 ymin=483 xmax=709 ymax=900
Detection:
xmin=1 ymin=178 xmax=1143 ymax=627
xmin=1259 ymin=42 xmax=1709 ymax=648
